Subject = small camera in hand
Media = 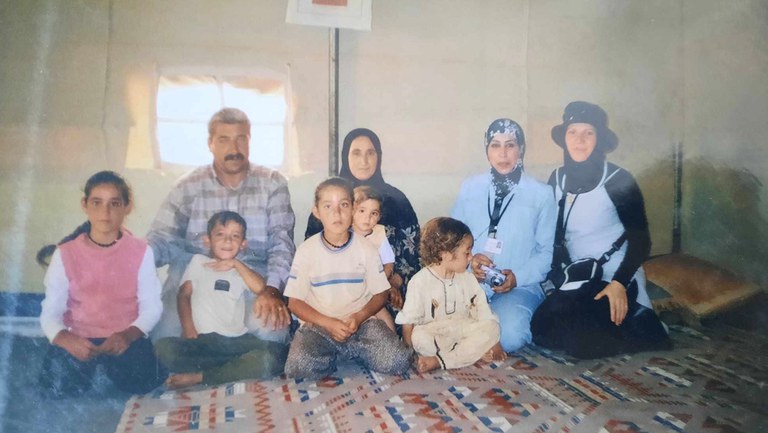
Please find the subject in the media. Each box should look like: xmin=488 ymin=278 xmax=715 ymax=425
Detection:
xmin=481 ymin=265 xmax=505 ymax=287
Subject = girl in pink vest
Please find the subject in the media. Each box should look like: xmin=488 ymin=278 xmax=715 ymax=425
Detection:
xmin=37 ymin=171 xmax=167 ymax=397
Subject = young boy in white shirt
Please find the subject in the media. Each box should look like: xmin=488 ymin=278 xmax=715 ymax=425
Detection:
xmin=155 ymin=211 xmax=288 ymax=388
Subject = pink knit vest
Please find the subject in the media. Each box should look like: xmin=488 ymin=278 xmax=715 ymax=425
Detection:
xmin=58 ymin=231 xmax=147 ymax=338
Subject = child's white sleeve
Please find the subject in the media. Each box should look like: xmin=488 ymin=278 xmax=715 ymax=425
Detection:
xmin=131 ymin=246 xmax=164 ymax=336
xmin=180 ymin=254 xmax=204 ymax=288
xmin=469 ymin=277 xmax=498 ymax=322
xmin=379 ymin=240 xmax=395 ymax=265
xmin=39 ymin=249 xmax=70 ymax=342
xmin=283 ymin=247 xmax=310 ymax=300
xmin=395 ymin=274 xmax=425 ymax=325
xmin=365 ymin=244 xmax=390 ymax=296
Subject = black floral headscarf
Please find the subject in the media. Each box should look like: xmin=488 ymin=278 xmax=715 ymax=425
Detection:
xmin=306 ymin=128 xmax=422 ymax=286
xmin=485 ymin=118 xmax=526 ymax=206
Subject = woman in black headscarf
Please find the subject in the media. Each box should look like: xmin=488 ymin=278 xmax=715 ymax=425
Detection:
xmin=531 ymin=101 xmax=671 ymax=359
xmin=305 ymin=128 xmax=421 ymax=306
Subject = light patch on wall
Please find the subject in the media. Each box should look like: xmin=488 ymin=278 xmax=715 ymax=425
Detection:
xmin=156 ymin=75 xmax=287 ymax=167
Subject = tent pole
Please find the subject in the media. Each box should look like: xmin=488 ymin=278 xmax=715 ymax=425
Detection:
xmin=672 ymin=140 xmax=683 ymax=253
xmin=329 ymin=27 xmax=340 ymax=176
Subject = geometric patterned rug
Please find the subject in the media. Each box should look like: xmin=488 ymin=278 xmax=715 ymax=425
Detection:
xmin=115 ymin=325 xmax=768 ymax=433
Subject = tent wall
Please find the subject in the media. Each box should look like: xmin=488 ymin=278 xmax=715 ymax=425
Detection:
xmin=1 ymin=0 xmax=766 ymax=296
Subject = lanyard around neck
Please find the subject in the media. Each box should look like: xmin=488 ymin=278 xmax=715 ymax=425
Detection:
xmin=562 ymin=193 xmax=579 ymax=231
xmin=556 ymin=172 xmax=580 ymax=236
xmin=487 ymin=191 xmax=514 ymax=239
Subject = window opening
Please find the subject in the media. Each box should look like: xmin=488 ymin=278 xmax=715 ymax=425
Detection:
xmin=156 ymin=75 xmax=287 ymax=167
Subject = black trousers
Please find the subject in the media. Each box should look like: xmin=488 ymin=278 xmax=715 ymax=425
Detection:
xmin=531 ymin=280 xmax=672 ymax=359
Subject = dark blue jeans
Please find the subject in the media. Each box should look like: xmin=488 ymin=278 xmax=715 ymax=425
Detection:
xmin=38 ymin=337 xmax=167 ymax=398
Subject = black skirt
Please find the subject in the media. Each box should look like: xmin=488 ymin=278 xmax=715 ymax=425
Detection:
xmin=530 ymin=279 xmax=672 ymax=359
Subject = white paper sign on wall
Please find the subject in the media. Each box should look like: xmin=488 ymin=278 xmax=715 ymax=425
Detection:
xmin=286 ymin=0 xmax=372 ymax=31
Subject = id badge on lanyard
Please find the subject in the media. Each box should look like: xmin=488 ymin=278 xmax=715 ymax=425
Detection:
xmin=486 ymin=191 xmax=513 ymax=255
xmin=484 ymin=237 xmax=503 ymax=255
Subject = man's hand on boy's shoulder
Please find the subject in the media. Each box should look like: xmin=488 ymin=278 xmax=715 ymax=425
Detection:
xmin=204 ymin=258 xmax=239 ymax=272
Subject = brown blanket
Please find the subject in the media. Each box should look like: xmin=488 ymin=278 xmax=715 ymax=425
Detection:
xmin=644 ymin=253 xmax=761 ymax=317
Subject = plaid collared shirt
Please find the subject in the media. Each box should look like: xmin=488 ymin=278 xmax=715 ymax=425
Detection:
xmin=147 ymin=164 xmax=296 ymax=294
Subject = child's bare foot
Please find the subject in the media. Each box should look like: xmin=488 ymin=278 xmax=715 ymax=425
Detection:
xmin=481 ymin=343 xmax=507 ymax=363
xmin=165 ymin=373 xmax=204 ymax=389
xmin=415 ymin=356 xmax=441 ymax=373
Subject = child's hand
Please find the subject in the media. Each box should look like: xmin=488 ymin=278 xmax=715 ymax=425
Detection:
xmin=98 ymin=327 xmax=142 ymax=356
xmin=323 ymin=318 xmax=354 ymax=342
xmin=53 ymin=330 xmax=98 ymax=361
xmin=98 ymin=332 xmax=131 ymax=356
xmin=388 ymin=287 xmax=404 ymax=310
xmin=182 ymin=328 xmax=199 ymax=339
xmin=388 ymin=272 xmax=404 ymax=291
xmin=343 ymin=313 xmax=363 ymax=334
xmin=204 ymin=259 xmax=237 ymax=272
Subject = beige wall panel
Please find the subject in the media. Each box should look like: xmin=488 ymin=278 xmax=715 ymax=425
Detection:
xmin=0 ymin=1 xmax=108 ymax=125
xmin=682 ymin=0 xmax=768 ymax=284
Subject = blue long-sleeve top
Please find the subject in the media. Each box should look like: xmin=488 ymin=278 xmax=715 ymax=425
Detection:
xmin=451 ymin=172 xmax=557 ymax=297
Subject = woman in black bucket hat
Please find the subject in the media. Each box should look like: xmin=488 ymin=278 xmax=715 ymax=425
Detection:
xmin=531 ymin=101 xmax=672 ymax=359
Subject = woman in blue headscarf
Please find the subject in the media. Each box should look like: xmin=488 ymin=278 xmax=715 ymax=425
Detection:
xmin=451 ymin=119 xmax=556 ymax=353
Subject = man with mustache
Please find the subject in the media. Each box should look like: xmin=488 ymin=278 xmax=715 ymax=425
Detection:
xmin=148 ymin=108 xmax=296 ymax=346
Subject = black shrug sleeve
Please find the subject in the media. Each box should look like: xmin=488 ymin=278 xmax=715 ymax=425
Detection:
xmin=604 ymin=165 xmax=652 ymax=287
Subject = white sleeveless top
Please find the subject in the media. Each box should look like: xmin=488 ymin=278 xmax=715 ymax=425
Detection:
xmin=554 ymin=164 xmax=651 ymax=308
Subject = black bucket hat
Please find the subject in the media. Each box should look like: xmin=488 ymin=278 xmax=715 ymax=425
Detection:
xmin=551 ymin=101 xmax=618 ymax=153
